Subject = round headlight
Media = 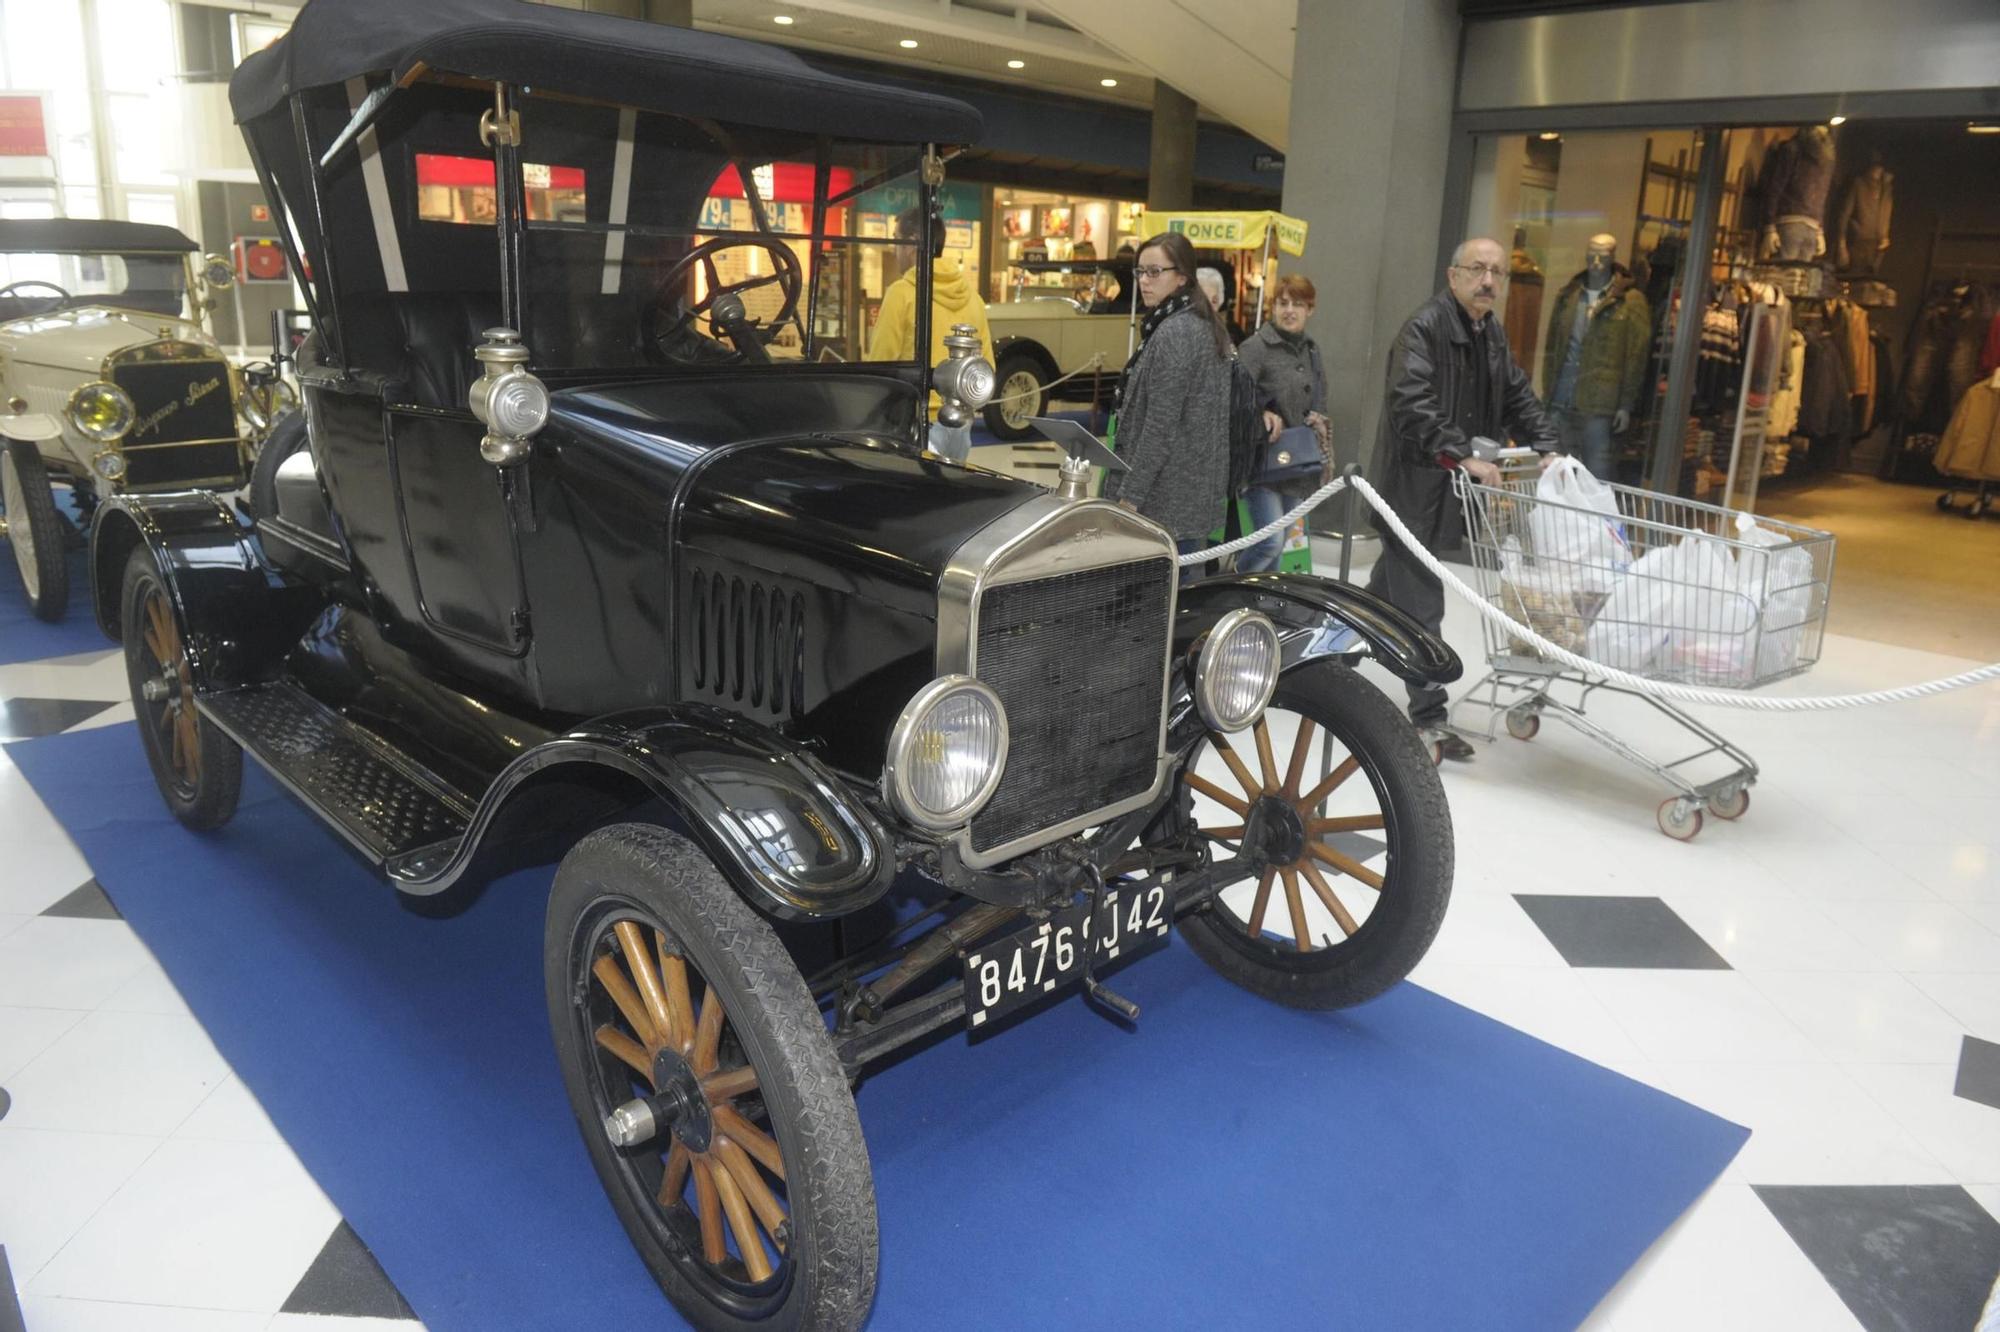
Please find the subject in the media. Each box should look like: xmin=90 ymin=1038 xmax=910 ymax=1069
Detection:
xmin=486 ymin=371 xmax=550 ymax=437
xmin=884 ymin=676 xmax=1009 ymax=830
xmin=66 ymin=381 xmax=136 ymax=443
xmin=1193 ymin=609 xmax=1281 ymax=733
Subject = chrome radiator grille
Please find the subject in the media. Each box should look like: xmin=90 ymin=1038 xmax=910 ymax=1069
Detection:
xmin=968 ymin=557 xmax=1174 ymax=856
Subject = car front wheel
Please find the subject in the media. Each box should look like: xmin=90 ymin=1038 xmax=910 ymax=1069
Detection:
xmin=546 ymin=824 xmax=878 ymax=1332
xmin=1176 ymin=660 xmax=1453 ymax=1010
xmin=981 ymin=351 xmax=1048 ymax=441
xmin=1 ymin=439 xmax=69 ymax=620
xmin=121 ymin=546 xmax=242 ymax=829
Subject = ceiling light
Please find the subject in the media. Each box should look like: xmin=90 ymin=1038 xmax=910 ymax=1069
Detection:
xmin=1538 ymin=131 xmax=1560 ymax=141
xmin=1828 ymin=115 xmax=1846 ymax=126
xmin=1007 ymin=59 xmax=1025 ymax=69
xmin=1968 ymin=122 xmax=2000 ymax=134
xmin=772 ymin=13 xmax=793 ymax=23
xmin=899 ymin=38 xmax=919 ymax=48
xmin=1100 ymin=77 xmax=1118 ymax=87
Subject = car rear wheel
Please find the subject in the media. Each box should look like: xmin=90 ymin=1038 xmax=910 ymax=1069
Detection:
xmin=981 ymin=351 xmax=1048 ymax=441
xmin=1177 ymin=661 xmax=1452 ymax=1010
xmin=1 ymin=439 xmax=69 ymax=621
xmin=248 ymin=411 xmax=307 ymax=521
xmin=121 ymin=546 xmax=242 ymax=830
xmin=547 ymin=824 xmax=877 ymax=1332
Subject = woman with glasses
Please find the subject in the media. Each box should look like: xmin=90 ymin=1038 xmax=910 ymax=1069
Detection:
xmin=1103 ymin=231 xmax=1234 ymax=583
xmin=1234 ymin=273 xmax=1330 ymax=573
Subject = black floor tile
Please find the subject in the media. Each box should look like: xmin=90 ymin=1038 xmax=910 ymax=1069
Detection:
xmin=0 ymin=697 xmax=115 ymax=741
xmin=39 ymin=878 xmax=120 ymax=920
xmin=0 ymin=1245 xmax=24 ymax=1332
xmin=0 ymin=1088 xmax=10 ymax=1124
xmin=1513 ymin=894 xmax=1730 ymax=969
xmin=1953 ymin=1035 xmax=2000 ymax=1112
xmin=1755 ymin=1184 xmax=2000 ymax=1332
xmin=281 ymin=1221 xmax=417 ymax=1320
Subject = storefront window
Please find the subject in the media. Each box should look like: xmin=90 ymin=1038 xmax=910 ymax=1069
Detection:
xmin=1466 ymin=128 xmax=1704 ymax=492
xmin=991 ymin=191 xmax=1144 ymax=306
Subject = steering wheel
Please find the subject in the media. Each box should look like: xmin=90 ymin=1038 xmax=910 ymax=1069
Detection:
xmin=644 ymin=236 xmax=804 ymax=367
xmin=0 ymin=280 xmax=72 ymax=307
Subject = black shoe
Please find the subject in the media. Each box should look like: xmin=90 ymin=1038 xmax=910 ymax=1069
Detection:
xmin=1428 ymin=731 xmax=1476 ymax=763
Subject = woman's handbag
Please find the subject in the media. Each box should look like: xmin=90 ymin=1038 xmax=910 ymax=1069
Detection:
xmin=1253 ymin=424 xmax=1323 ymax=486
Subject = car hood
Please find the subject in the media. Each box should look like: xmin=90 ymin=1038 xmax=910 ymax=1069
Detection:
xmin=0 ymin=306 xmax=214 ymax=375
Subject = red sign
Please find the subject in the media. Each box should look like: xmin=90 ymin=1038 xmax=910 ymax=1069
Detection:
xmin=0 ymin=95 xmax=50 ymax=158
xmin=707 ymin=163 xmax=854 ymax=205
xmin=415 ymin=153 xmax=585 ymax=191
xmin=234 ymin=236 xmax=289 ymax=283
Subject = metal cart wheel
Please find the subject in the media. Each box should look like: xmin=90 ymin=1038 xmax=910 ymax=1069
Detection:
xmin=1706 ymin=787 xmax=1751 ymax=821
xmin=1937 ymin=493 xmax=1955 ymax=512
xmin=1973 ymin=492 xmax=1994 ymax=519
xmin=1504 ymin=707 xmax=1541 ymax=741
xmin=1657 ymin=798 xmax=1703 ymax=841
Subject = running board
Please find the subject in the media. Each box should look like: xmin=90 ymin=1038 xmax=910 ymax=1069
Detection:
xmin=198 ymin=682 xmax=475 ymax=866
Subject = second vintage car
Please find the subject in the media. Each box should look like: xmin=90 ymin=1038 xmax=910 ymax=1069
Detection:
xmin=93 ymin=1 xmax=1462 ymax=1328
xmin=0 ymin=218 xmax=289 ymax=620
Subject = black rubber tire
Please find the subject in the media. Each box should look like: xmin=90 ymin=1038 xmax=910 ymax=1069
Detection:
xmin=121 ymin=546 xmax=242 ymax=830
xmin=1179 ymin=662 xmax=1453 ymax=1010
xmin=2 ymin=439 xmax=69 ymax=621
xmin=981 ymin=351 xmax=1048 ymax=441
xmin=546 ymin=824 xmax=878 ymax=1332
xmin=247 ymin=411 xmax=307 ymax=522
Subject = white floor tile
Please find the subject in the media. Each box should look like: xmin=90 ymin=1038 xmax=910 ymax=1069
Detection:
xmin=1744 ymin=971 xmax=1971 ymax=1065
xmin=1737 ymin=834 xmax=1937 ymax=903
xmin=98 ymin=953 xmax=194 ymax=1017
xmin=65 ymin=699 xmax=137 ymax=732
xmin=2 ymin=1009 xmax=229 ymax=1136
xmin=1656 ymin=895 xmax=1886 ymax=973
xmin=0 ymin=911 xmax=26 ymax=943
xmin=1845 ymin=1060 xmax=2000 ymax=1185
xmin=1906 ymin=972 xmax=2000 ymax=1038
xmin=0 ymin=1004 xmax=88 ymax=1081
xmin=1577 ymin=971 xmax=1825 ymax=1065
xmin=1652 ymin=1061 xmax=1952 ymax=1187
xmin=0 ymin=649 xmax=127 ymax=702
xmin=0 ymin=1127 xmax=160 ymax=1283
xmin=173 ymin=1074 xmax=285 ymax=1145
xmin=0 ymin=832 xmax=92 ymax=915
xmin=1817 ymin=899 xmax=2000 ymax=974
xmin=16 ymin=1297 xmax=268 ymax=1332
xmin=1418 ymin=892 xmax=1570 ymax=968
xmin=27 ymin=1136 xmax=340 ymax=1312
xmin=1580 ymin=1182 xmax=1864 ymax=1332
xmin=1409 ymin=963 xmax=1650 ymax=1074
xmin=1860 ymin=838 xmax=1999 ymax=903
xmin=1970 ymin=1183 xmax=2000 ymax=1225
xmin=0 ymin=917 xmax=153 ymax=1010
xmin=266 ymin=1315 xmax=431 ymax=1332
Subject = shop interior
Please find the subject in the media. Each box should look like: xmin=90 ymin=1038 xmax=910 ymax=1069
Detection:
xmin=1468 ymin=116 xmax=2000 ymax=657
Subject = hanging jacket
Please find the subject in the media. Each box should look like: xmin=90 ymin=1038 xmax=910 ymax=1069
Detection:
xmin=1796 ymin=330 xmax=1853 ymax=438
xmin=1832 ymin=167 xmax=1893 ymax=269
xmin=1538 ymin=266 xmax=1652 ymax=417
xmin=1935 ymin=381 xmax=2000 ymax=482
xmin=1759 ymin=130 xmax=1836 ymax=230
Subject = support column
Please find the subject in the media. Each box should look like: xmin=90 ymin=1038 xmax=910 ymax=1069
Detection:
xmin=1146 ymin=83 xmax=1197 ymax=213
xmin=1281 ymin=0 xmax=1460 ymax=480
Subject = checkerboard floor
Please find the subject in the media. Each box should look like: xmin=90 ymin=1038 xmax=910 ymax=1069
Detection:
xmin=2 ymin=542 xmax=1997 ymax=1331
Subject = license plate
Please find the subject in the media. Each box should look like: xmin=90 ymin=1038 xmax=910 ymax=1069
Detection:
xmin=961 ymin=881 xmax=1173 ymax=1029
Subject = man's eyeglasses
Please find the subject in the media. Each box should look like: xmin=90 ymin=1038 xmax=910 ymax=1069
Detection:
xmin=1133 ymin=264 xmax=1175 ymax=279
xmin=1453 ymin=263 xmax=1510 ymax=284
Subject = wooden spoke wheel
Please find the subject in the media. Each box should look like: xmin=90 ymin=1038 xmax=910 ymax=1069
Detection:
xmin=1 ymin=439 xmax=69 ymax=621
xmin=120 ymin=547 xmax=241 ymax=830
xmin=1177 ymin=661 xmax=1453 ymax=1010
xmin=547 ymin=825 xmax=876 ymax=1332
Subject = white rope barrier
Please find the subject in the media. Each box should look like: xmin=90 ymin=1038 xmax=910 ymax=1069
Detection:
xmin=1171 ymin=473 xmax=2000 ymax=712
xmin=985 ymin=354 xmax=1108 ymax=408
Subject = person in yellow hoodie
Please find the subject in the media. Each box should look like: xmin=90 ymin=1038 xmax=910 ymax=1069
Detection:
xmin=865 ymin=207 xmax=993 ymax=461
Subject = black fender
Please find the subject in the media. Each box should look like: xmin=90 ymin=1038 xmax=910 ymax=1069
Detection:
xmin=1174 ymin=572 xmax=1461 ymax=686
xmin=393 ymin=704 xmax=896 ymax=921
xmin=90 ymin=492 xmax=327 ymax=688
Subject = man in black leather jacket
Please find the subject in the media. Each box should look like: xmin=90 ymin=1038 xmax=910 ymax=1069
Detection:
xmin=1367 ymin=236 xmax=1557 ymax=759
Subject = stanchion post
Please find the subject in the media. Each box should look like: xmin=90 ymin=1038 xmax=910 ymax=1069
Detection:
xmin=1337 ymin=463 xmax=1361 ymax=583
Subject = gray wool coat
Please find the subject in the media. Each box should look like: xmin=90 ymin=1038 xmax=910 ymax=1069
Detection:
xmin=1101 ymin=309 xmax=1232 ymax=539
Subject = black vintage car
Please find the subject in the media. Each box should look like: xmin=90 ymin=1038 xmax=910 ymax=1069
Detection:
xmin=90 ymin=2 xmax=1460 ymax=1327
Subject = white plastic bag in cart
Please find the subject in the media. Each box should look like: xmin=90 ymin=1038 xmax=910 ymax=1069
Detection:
xmin=1733 ymin=515 xmax=1815 ymax=678
xmin=1586 ymin=536 xmax=1754 ymax=676
xmin=1529 ymin=457 xmax=1632 ymax=594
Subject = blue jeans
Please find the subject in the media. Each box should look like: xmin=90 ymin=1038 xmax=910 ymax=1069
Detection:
xmin=1554 ymin=407 xmax=1615 ymax=480
xmin=1237 ymin=486 xmax=1286 ymax=573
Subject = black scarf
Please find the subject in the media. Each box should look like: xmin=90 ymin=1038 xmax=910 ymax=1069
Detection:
xmin=1116 ymin=288 xmax=1197 ymax=410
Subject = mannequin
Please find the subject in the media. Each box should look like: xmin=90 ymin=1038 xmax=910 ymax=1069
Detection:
xmin=1832 ymin=151 xmax=1894 ymax=274
xmin=1540 ymin=233 xmax=1652 ymax=479
xmin=1759 ymin=125 xmax=1837 ymax=262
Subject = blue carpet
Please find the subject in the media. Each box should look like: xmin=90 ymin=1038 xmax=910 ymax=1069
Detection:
xmin=10 ymin=722 xmax=1747 ymax=1331
xmin=0 ymin=485 xmax=107 ymax=665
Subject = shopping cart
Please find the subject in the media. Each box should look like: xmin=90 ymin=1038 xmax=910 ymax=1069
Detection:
xmin=1448 ymin=451 xmax=1837 ymax=839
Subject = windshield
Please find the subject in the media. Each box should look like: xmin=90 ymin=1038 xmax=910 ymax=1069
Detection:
xmin=508 ymin=95 xmax=925 ymax=370
xmin=0 ymin=250 xmax=188 ymax=320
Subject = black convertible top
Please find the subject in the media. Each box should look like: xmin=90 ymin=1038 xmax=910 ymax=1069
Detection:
xmin=0 ymin=219 xmax=198 ymax=255
xmin=229 ymin=0 xmax=983 ymax=145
